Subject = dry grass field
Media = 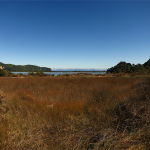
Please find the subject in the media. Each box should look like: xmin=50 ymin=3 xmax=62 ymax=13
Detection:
xmin=0 ymin=76 xmax=150 ymax=149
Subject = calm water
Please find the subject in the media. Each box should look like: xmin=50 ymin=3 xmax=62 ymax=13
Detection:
xmin=11 ymin=72 xmax=106 ymax=76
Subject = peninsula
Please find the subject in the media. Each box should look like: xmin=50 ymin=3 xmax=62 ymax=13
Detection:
xmin=0 ymin=62 xmax=51 ymax=72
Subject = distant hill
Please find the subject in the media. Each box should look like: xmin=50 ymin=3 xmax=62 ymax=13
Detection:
xmin=0 ymin=62 xmax=51 ymax=72
xmin=52 ymin=69 xmax=106 ymax=71
xmin=107 ymin=59 xmax=150 ymax=73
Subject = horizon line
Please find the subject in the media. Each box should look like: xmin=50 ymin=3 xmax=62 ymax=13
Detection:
xmin=52 ymin=68 xmax=107 ymax=70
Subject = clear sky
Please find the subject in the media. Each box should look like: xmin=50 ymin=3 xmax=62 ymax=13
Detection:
xmin=0 ymin=0 xmax=150 ymax=70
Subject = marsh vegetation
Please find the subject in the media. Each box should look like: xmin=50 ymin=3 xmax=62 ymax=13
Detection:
xmin=0 ymin=77 xmax=150 ymax=149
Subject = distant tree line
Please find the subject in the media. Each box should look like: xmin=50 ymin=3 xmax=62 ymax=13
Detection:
xmin=107 ymin=59 xmax=150 ymax=73
xmin=0 ymin=62 xmax=51 ymax=72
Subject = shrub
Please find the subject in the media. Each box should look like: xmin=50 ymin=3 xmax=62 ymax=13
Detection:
xmin=3 ymin=71 xmax=12 ymax=77
xmin=28 ymin=72 xmax=35 ymax=75
xmin=36 ymin=71 xmax=45 ymax=76
xmin=0 ymin=69 xmax=6 ymax=76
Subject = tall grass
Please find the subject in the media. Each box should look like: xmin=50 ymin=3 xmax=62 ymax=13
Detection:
xmin=0 ymin=77 xmax=150 ymax=149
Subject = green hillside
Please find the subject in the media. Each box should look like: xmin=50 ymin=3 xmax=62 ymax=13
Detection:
xmin=0 ymin=62 xmax=51 ymax=72
xmin=107 ymin=59 xmax=150 ymax=73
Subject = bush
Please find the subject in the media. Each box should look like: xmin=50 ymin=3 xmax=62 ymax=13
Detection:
xmin=36 ymin=72 xmax=45 ymax=76
xmin=28 ymin=72 xmax=35 ymax=75
xmin=0 ymin=69 xmax=6 ymax=76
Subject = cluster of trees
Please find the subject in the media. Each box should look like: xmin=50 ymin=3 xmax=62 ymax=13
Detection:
xmin=107 ymin=59 xmax=150 ymax=73
xmin=0 ymin=62 xmax=51 ymax=72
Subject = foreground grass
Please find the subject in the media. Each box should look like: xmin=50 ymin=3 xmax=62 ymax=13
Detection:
xmin=0 ymin=77 xmax=150 ymax=149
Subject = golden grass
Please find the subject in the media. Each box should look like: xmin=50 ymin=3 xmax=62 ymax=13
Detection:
xmin=0 ymin=77 xmax=150 ymax=149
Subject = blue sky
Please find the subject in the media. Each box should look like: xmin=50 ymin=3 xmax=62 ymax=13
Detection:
xmin=0 ymin=0 xmax=150 ymax=70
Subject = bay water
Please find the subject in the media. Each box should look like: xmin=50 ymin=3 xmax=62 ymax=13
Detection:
xmin=11 ymin=72 xmax=106 ymax=76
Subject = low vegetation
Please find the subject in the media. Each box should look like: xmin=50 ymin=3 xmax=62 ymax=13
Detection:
xmin=0 ymin=77 xmax=150 ymax=149
xmin=0 ymin=69 xmax=6 ymax=76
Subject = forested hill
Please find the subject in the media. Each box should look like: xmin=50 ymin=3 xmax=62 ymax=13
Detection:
xmin=0 ymin=62 xmax=51 ymax=72
xmin=107 ymin=59 xmax=150 ymax=73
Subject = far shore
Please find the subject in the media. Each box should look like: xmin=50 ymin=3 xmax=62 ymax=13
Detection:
xmin=11 ymin=71 xmax=107 ymax=72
